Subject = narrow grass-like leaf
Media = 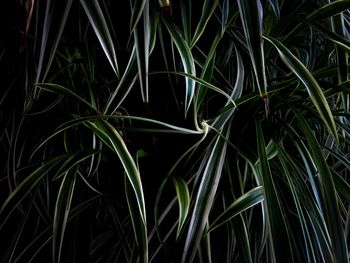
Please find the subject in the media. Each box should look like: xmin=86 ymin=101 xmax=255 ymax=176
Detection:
xmin=295 ymin=110 xmax=348 ymax=262
xmin=35 ymin=0 xmax=73 ymax=86
xmin=300 ymin=19 xmax=350 ymax=54
xmin=237 ymin=0 xmax=267 ymax=98
xmin=153 ymin=71 xmax=236 ymax=110
xmin=53 ymin=171 xmax=76 ymax=263
xmin=149 ymin=6 xmax=159 ymax=54
xmin=324 ymin=148 xmax=350 ymax=200
xmin=85 ymin=120 xmax=146 ymax=224
xmin=130 ymin=0 xmax=146 ymax=33
xmin=256 ymin=121 xmax=291 ymax=262
xmin=53 ymin=150 xmax=98 ymax=180
xmin=84 ymin=120 xmax=148 ymax=261
xmin=89 ymin=231 xmax=114 ymax=256
xmin=0 ymin=155 xmax=66 ymax=229
xmin=37 ymin=83 xmax=96 ymax=112
xmin=162 ymin=16 xmax=196 ymax=116
xmin=196 ymin=31 xmax=222 ymax=110
xmin=103 ymin=48 xmax=138 ymax=114
xmin=125 ymin=175 xmax=148 ymax=263
xmin=134 ymin=0 xmax=150 ymax=103
xmin=276 ymin=143 xmax=319 ymax=262
xmin=173 ymin=177 xmax=190 ymax=239
xmin=180 ymin=0 xmax=191 ymax=44
xmin=331 ymin=13 xmax=348 ymax=84
xmin=268 ymin=0 xmax=280 ymax=19
xmin=80 ymin=0 xmax=119 ymax=78
xmin=182 ymin=125 xmax=230 ymax=263
xmin=208 ymin=186 xmax=263 ymax=233
xmin=264 ymin=35 xmax=338 ymax=140
xmin=284 ymin=0 xmax=350 ymax=42
xmin=13 ymin=196 xmax=99 ymax=263
xmin=191 ymin=0 xmax=219 ymax=48
xmin=307 ymin=0 xmax=350 ymax=21
xmin=231 ymin=215 xmax=253 ymax=263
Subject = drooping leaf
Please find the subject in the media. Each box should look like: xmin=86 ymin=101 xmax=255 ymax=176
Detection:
xmin=308 ymin=0 xmax=350 ymax=21
xmin=162 ymin=16 xmax=196 ymax=116
xmin=208 ymin=186 xmax=264 ymax=233
xmin=0 ymin=155 xmax=67 ymax=229
xmin=295 ymin=110 xmax=348 ymax=262
xmin=84 ymin=120 xmax=148 ymax=261
xmin=264 ymin=35 xmax=338 ymax=141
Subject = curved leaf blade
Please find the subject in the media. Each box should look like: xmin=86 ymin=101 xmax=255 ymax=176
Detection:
xmin=0 ymin=155 xmax=66 ymax=229
xmin=295 ymin=110 xmax=348 ymax=263
xmin=264 ymin=35 xmax=338 ymax=141
xmin=80 ymin=0 xmax=119 ymax=78
xmin=84 ymin=120 xmax=148 ymax=261
xmin=208 ymin=186 xmax=264 ymax=233
xmin=53 ymin=171 xmax=76 ymax=263
xmin=237 ymin=0 xmax=267 ymax=98
xmin=191 ymin=0 xmax=219 ymax=48
xmin=162 ymin=16 xmax=196 ymax=116
xmin=173 ymin=177 xmax=191 ymax=239
xmin=182 ymin=125 xmax=230 ymax=263
xmin=134 ymin=0 xmax=150 ymax=103
xmin=130 ymin=0 xmax=146 ymax=33
xmin=256 ymin=121 xmax=291 ymax=261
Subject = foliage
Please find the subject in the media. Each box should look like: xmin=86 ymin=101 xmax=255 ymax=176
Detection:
xmin=1 ymin=0 xmax=350 ymax=262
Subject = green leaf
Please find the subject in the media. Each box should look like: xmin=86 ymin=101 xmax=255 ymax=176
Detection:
xmin=37 ymin=83 xmax=96 ymax=113
xmin=268 ymin=0 xmax=281 ymax=19
xmin=307 ymin=0 xmax=350 ymax=21
xmin=125 ymin=174 xmax=148 ymax=263
xmin=134 ymin=0 xmax=150 ymax=102
xmin=231 ymin=215 xmax=253 ymax=263
xmin=182 ymin=125 xmax=230 ymax=263
xmin=53 ymin=150 xmax=98 ymax=180
xmin=85 ymin=120 xmax=146 ymax=224
xmin=53 ymin=171 xmax=76 ymax=263
xmin=191 ymin=0 xmax=219 ymax=48
xmin=130 ymin=0 xmax=146 ymax=33
xmin=256 ymin=121 xmax=291 ymax=262
xmin=180 ymin=0 xmax=192 ymax=44
xmin=264 ymin=35 xmax=338 ymax=141
xmin=196 ymin=31 xmax=222 ymax=110
xmin=80 ymin=0 xmax=119 ymax=78
xmin=300 ymin=18 xmax=350 ymax=54
xmin=103 ymin=49 xmax=138 ymax=114
xmin=295 ymin=110 xmax=348 ymax=262
xmin=162 ymin=16 xmax=196 ymax=116
xmin=208 ymin=186 xmax=263 ymax=233
xmin=89 ymin=231 xmax=114 ymax=256
xmin=331 ymin=13 xmax=348 ymax=84
xmin=284 ymin=0 xmax=350 ymax=42
xmin=237 ymin=0 xmax=267 ymax=98
xmin=0 ymin=155 xmax=66 ymax=229
xmin=84 ymin=120 xmax=148 ymax=261
xmin=173 ymin=177 xmax=191 ymax=239
xmin=35 ymin=0 xmax=74 ymax=86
